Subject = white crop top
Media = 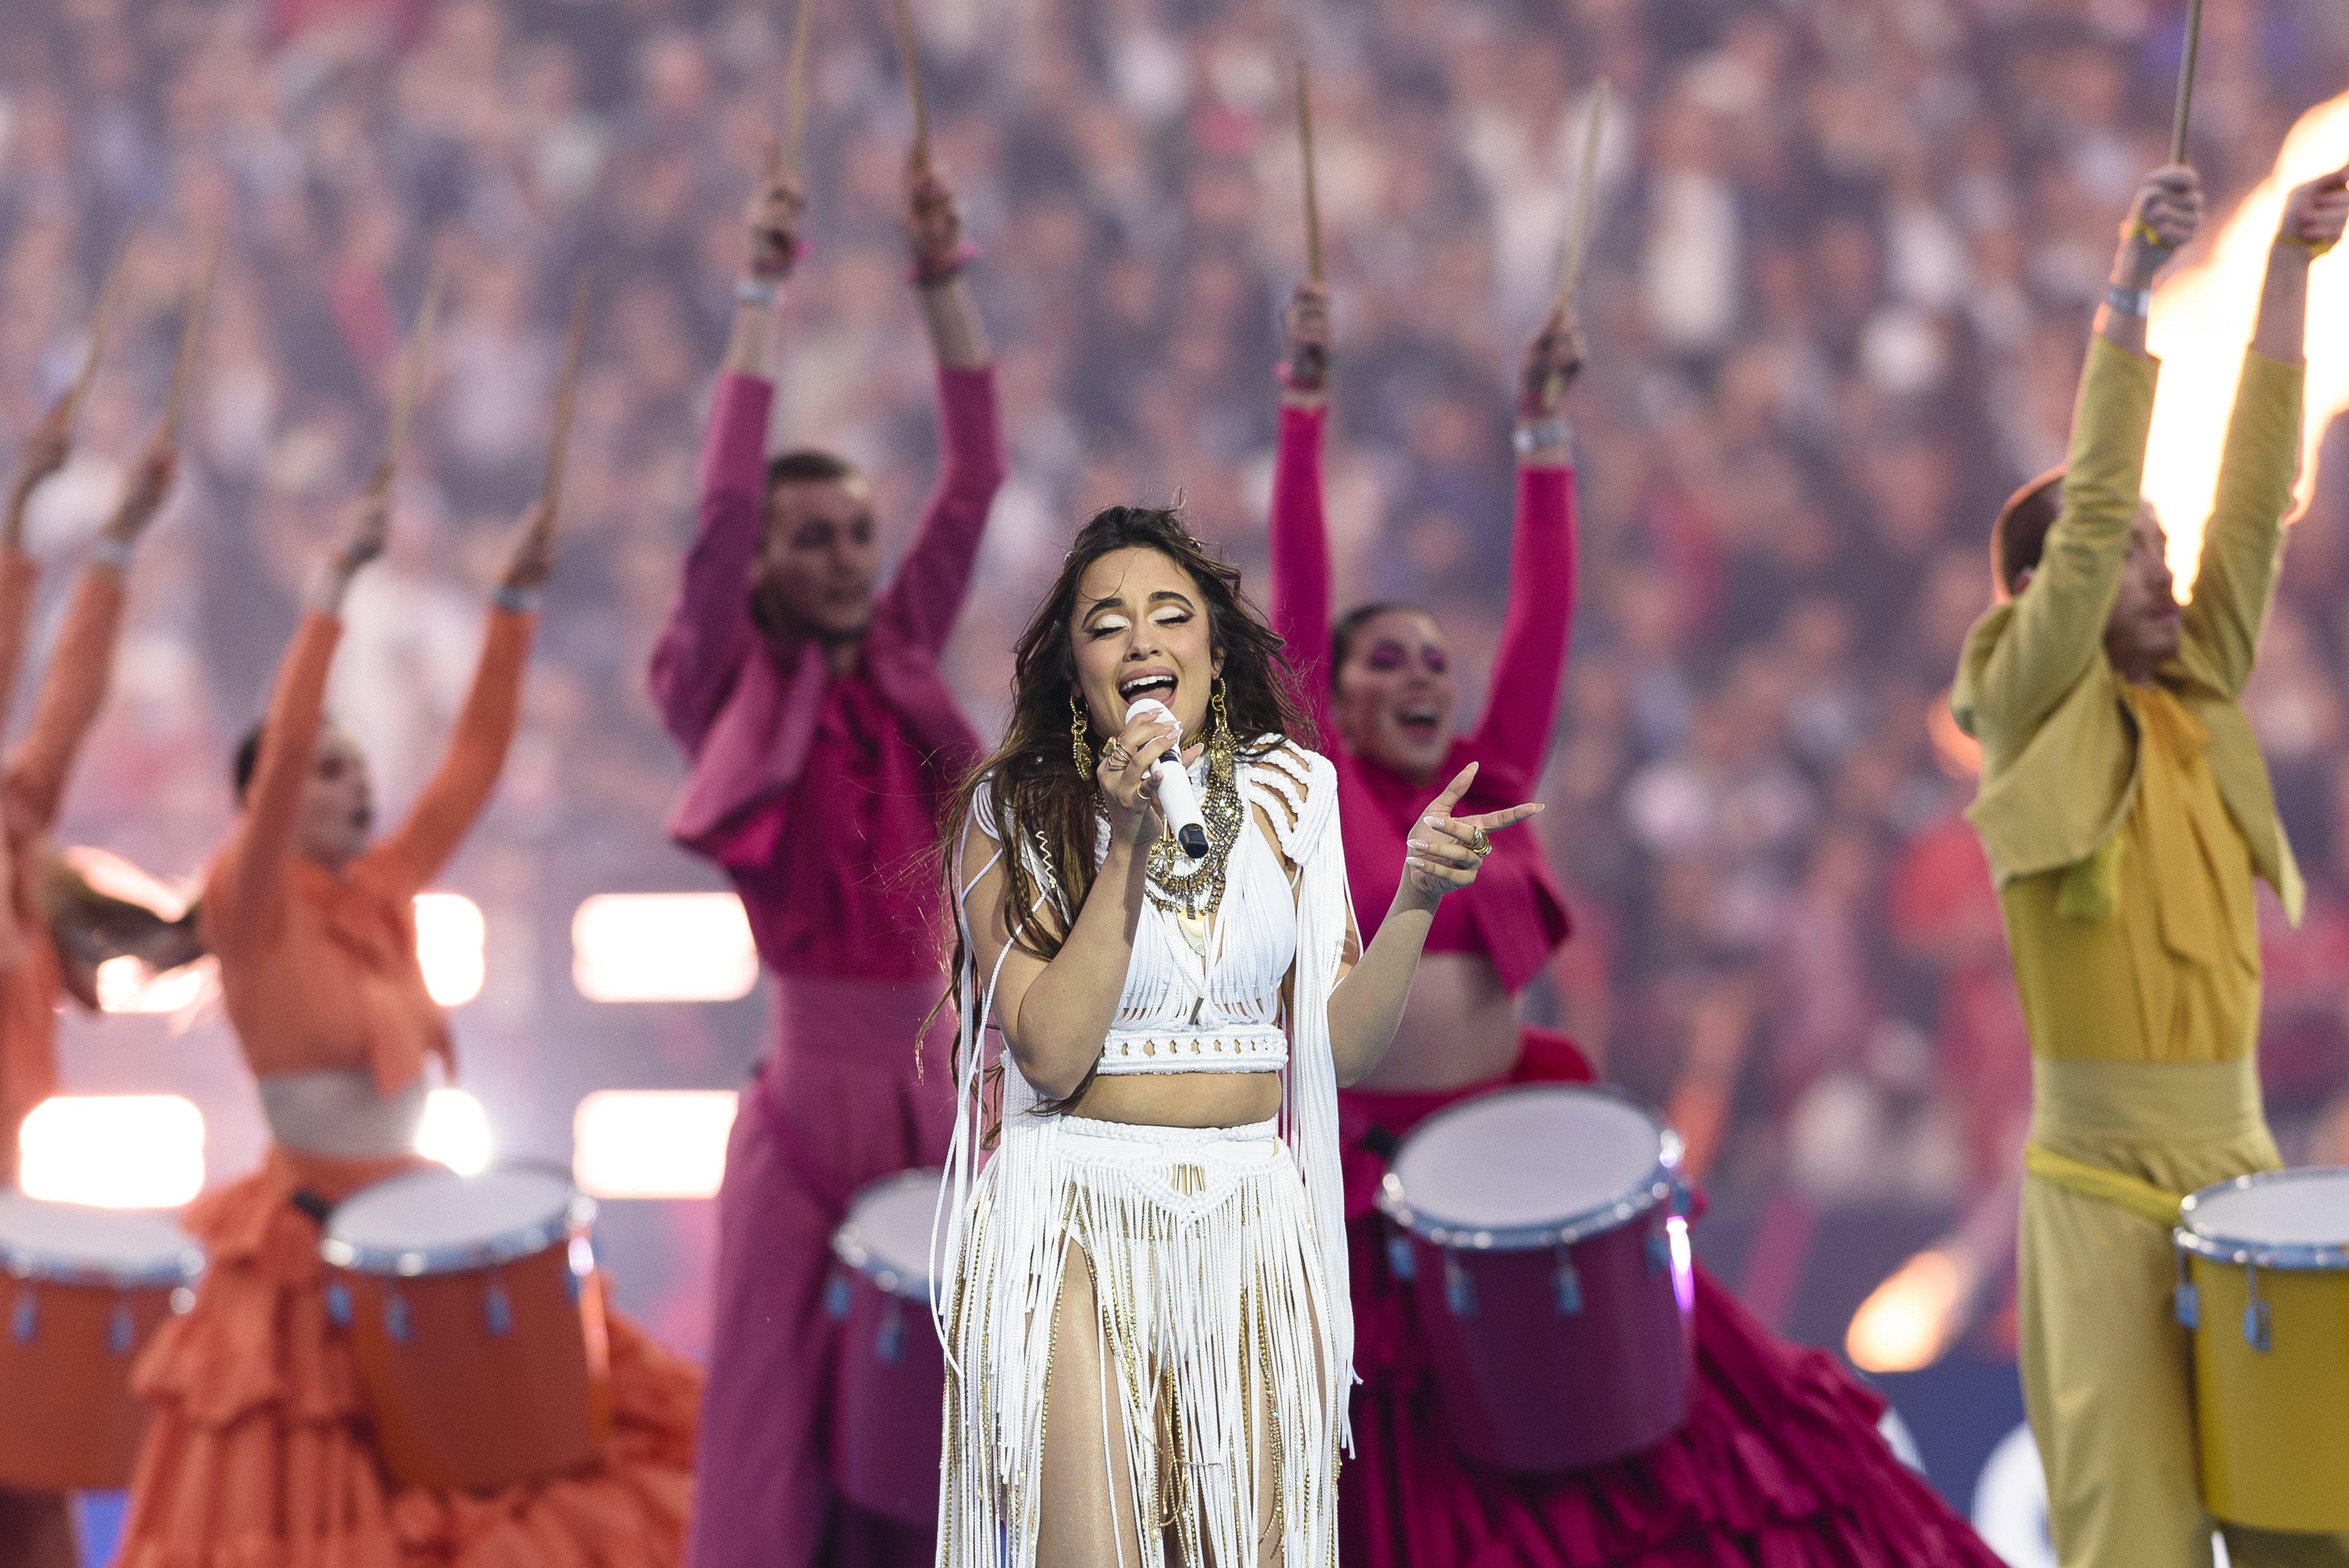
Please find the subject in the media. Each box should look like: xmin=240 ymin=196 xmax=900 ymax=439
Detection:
xmin=966 ymin=739 xmax=1332 ymax=1078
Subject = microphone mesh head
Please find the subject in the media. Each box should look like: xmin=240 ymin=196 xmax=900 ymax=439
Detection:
xmin=1177 ymin=823 xmax=1210 ymax=858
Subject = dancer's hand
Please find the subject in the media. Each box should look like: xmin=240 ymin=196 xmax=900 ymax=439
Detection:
xmin=500 ymin=497 xmax=558 ymax=592
xmin=1400 ymin=761 xmax=1542 ymax=905
xmin=101 ymin=436 xmax=177 ymax=547
xmin=332 ymin=476 xmax=392 ymax=577
xmin=1281 ymin=281 xmax=1331 ymax=399
xmin=1093 ymin=703 xmax=1200 ymax=849
xmin=904 ymin=157 xmax=963 ymax=274
xmin=2277 ymin=162 xmax=2349 ymax=258
xmin=2114 ymin=165 xmax=2202 ymax=286
xmin=745 ymin=138 xmax=806 ymax=283
xmin=9 ymin=399 xmax=72 ymax=514
xmin=1517 ymin=303 xmax=1586 ymax=420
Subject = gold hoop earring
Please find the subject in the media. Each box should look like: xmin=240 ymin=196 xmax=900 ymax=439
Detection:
xmin=1070 ymin=692 xmax=1095 ymax=777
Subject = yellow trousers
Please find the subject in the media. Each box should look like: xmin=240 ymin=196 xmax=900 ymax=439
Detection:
xmin=2019 ymin=1057 xmax=2349 ymax=1568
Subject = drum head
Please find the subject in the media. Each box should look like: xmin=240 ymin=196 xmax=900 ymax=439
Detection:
xmin=0 ymin=1190 xmax=202 ymax=1286
xmin=2182 ymin=1167 xmax=2349 ymax=1268
xmin=1387 ymin=1086 xmax=1672 ymax=1244
xmin=324 ymin=1164 xmax=585 ymax=1277
xmin=834 ymin=1169 xmax=944 ymax=1297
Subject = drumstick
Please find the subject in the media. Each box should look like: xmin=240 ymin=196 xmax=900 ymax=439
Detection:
xmin=62 ymin=218 xmax=141 ymax=425
xmin=380 ymin=267 xmax=444 ymax=486
xmin=889 ymin=0 xmax=929 ymax=163
xmin=2170 ymin=0 xmax=2206 ymax=165
xmin=1297 ymin=60 xmax=1323 ymax=284
xmin=1556 ymin=79 xmax=1610 ymax=307
xmin=780 ymin=0 xmax=816 ymax=176
xmin=543 ymin=274 xmax=591 ymax=513
xmin=158 ymin=229 xmax=221 ymax=441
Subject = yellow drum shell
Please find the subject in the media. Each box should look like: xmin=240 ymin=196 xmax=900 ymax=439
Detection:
xmin=0 ymin=1276 xmax=188 ymax=1490
xmin=2178 ymin=1168 xmax=2349 ymax=1536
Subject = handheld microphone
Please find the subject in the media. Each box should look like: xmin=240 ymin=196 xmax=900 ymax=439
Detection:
xmin=1124 ymin=697 xmax=1210 ymax=858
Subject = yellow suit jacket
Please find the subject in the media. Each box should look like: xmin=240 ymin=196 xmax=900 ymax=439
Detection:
xmin=1951 ymin=337 xmax=2304 ymax=926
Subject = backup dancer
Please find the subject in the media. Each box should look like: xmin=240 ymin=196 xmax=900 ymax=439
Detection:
xmin=1954 ymin=163 xmax=2349 ymax=1567
xmin=0 ymin=407 xmax=194 ymax=1568
xmin=651 ymin=151 xmax=1002 ymax=1568
xmin=116 ymin=480 xmax=701 ymax=1567
xmin=1270 ymin=285 xmax=2002 ymax=1565
xmin=932 ymin=505 xmax=1530 ymax=1568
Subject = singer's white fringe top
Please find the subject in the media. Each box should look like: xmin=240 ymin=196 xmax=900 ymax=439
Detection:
xmin=931 ymin=735 xmax=1355 ymax=1568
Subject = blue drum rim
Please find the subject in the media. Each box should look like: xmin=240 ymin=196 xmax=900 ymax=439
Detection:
xmin=830 ymin=1168 xmax=941 ymax=1301
xmin=319 ymin=1159 xmax=597 ymax=1278
xmin=1373 ymin=1083 xmax=1686 ymax=1251
xmin=0 ymin=1241 xmax=204 ymax=1289
xmin=2173 ymin=1165 xmax=2349 ymax=1272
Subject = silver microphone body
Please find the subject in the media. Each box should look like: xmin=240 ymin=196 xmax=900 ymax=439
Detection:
xmin=1125 ymin=697 xmax=1210 ymax=858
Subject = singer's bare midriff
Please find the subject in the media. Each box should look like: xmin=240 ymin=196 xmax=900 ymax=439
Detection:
xmin=1352 ymin=951 xmax=1521 ymax=1091
xmin=1069 ymin=1070 xmax=1284 ymax=1127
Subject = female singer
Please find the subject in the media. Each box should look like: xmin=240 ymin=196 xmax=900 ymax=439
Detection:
xmin=651 ymin=147 xmax=1002 ymax=1568
xmin=931 ymin=505 xmax=1532 ymax=1568
xmin=1270 ymin=285 xmax=2002 ymax=1566
xmin=0 ymin=405 xmax=194 ymax=1568
xmin=116 ymin=479 xmax=701 ymax=1568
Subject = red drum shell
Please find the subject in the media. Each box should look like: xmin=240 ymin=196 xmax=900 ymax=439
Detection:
xmin=1381 ymin=1084 xmax=1694 ymax=1473
xmin=828 ymin=1170 xmax=947 ymax=1526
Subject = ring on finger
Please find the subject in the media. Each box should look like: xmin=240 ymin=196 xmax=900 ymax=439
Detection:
xmin=1101 ymin=739 xmax=1131 ymax=773
xmin=1466 ymin=826 xmax=1493 ymax=858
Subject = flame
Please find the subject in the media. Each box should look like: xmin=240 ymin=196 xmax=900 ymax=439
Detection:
xmin=1846 ymin=1247 xmax=1970 ymax=1373
xmin=2144 ymin=95 xmax=2349 ymax=585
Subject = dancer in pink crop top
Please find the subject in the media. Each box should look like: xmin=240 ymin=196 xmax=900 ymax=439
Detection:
xmin=1267 ymin=283 xmax=2002 ymax=1568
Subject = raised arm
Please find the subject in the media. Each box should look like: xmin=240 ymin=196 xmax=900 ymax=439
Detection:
xmin=2180 ymin=166 xmax=2345 ymax=697
xmin=1961 ymin=168 xmax=2200 ymax=747
xmin=876 ymin=161 xmax=1006 ymax=653
xmin=1268 ymin=283 xmax=1335 ymax=733
xmin=369 ymin=501 xmax=548 ymax=896
xmin=208 ymin=488 xmax=388 ymax=951
xmin=0 ymin=402 xmax=73 ymax=715
xmin=1471 ymin=309 xmax=1583 ymax=777
xmin=5 ymin=436 xmax=175 ymax=834
xmin=649 ymin=146 xmax=801 ymax=752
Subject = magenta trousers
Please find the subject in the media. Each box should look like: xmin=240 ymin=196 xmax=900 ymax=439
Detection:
xmin=686 ymin=973 xmax=957 ymax=1568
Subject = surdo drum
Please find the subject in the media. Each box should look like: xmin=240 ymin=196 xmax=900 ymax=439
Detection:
xmin=827 ymin=1169 xmax=948 ymax=1523
xmin=0 ymin=1192 xmax=202 ymax=1490
xmin=1378 ymin=1084 xmax=1695 ymax=1473
xmin=321 ymin=1164 xmax=611 ymax=1491
xmin=2173 ymin=1166 xmax=2349 ymax=1534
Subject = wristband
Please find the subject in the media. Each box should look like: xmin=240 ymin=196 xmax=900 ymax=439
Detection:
xmin=911 ymin=240 xmax=980 ymax=289
xmin=493 ymin=582 xmax=543 ymax=613
xmin=90 ymin=535 xmax=135 ymax=570
xmin=2103 ymin=284 xmax=2153 ymax=318
xmin=735 ymin=277 xmax=779 ymax=307
xmin=2279 ymin=232 xmax=2340 ymax=259
xmin=1513 ymin=419 xmax=1573 ymax=459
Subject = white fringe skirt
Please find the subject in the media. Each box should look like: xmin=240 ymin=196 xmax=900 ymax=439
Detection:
xmin=934 ymin=1114 xmax=1344 ymax=1568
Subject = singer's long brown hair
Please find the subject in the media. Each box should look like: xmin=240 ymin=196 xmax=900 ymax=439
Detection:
xmin=931 ymin=505 xmax=1310 ymax=1113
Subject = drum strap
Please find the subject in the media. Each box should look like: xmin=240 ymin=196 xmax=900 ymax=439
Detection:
xmin=2023 ymin=1141 xmax=2185 ymax=1227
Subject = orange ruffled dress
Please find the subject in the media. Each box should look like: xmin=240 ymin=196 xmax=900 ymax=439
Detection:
xmin=116 ymin=608 xmax=702 ymax=1568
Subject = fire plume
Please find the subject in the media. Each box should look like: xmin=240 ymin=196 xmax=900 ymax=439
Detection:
xmin=2143 ymin=94 xmax=2349 ymax=584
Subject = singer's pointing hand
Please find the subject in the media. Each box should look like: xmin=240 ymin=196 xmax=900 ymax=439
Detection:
xmin=1400 ymin=761 xmax=1542 ymax=906
xmin=1096 ymin=706 xmax=1198 ymax=847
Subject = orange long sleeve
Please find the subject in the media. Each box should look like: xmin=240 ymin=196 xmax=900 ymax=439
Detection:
xmin=363 ymin=607 xmax=536 ymax=899
xmin=0 ymin=552 xmax=38 ymax=730
xmin=204 ymin=613 xmax=340 ymax=959
xmin=5 ymin=565 xmax=127 ymax=836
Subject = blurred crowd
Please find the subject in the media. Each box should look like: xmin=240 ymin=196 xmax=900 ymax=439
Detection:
xmin=3 ymin=0 xmax=2349 ymax=1265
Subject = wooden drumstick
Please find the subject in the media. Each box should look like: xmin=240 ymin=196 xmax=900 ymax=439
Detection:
xmin=2170 ymin=0 xmax=2205 ymax=165
xmin=1556 ymin=79 xmax=1609 ymax=308
xmin=889 ymin=0 xmax=929 ymax=163
xmin=781 ymin=0 xmax=816 ymax=176
xmin=1298 ymin=61 xmax=1323 ymax=284
xmin=380 ymin=267 xmax=444 ymax=487
xmin=62 ymin=218 xmax=141 ymax=425
xmin=159 ymin=230 xmax=221 ymax=441
xmin=543 ymin=275 xmax=592 ymax=514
